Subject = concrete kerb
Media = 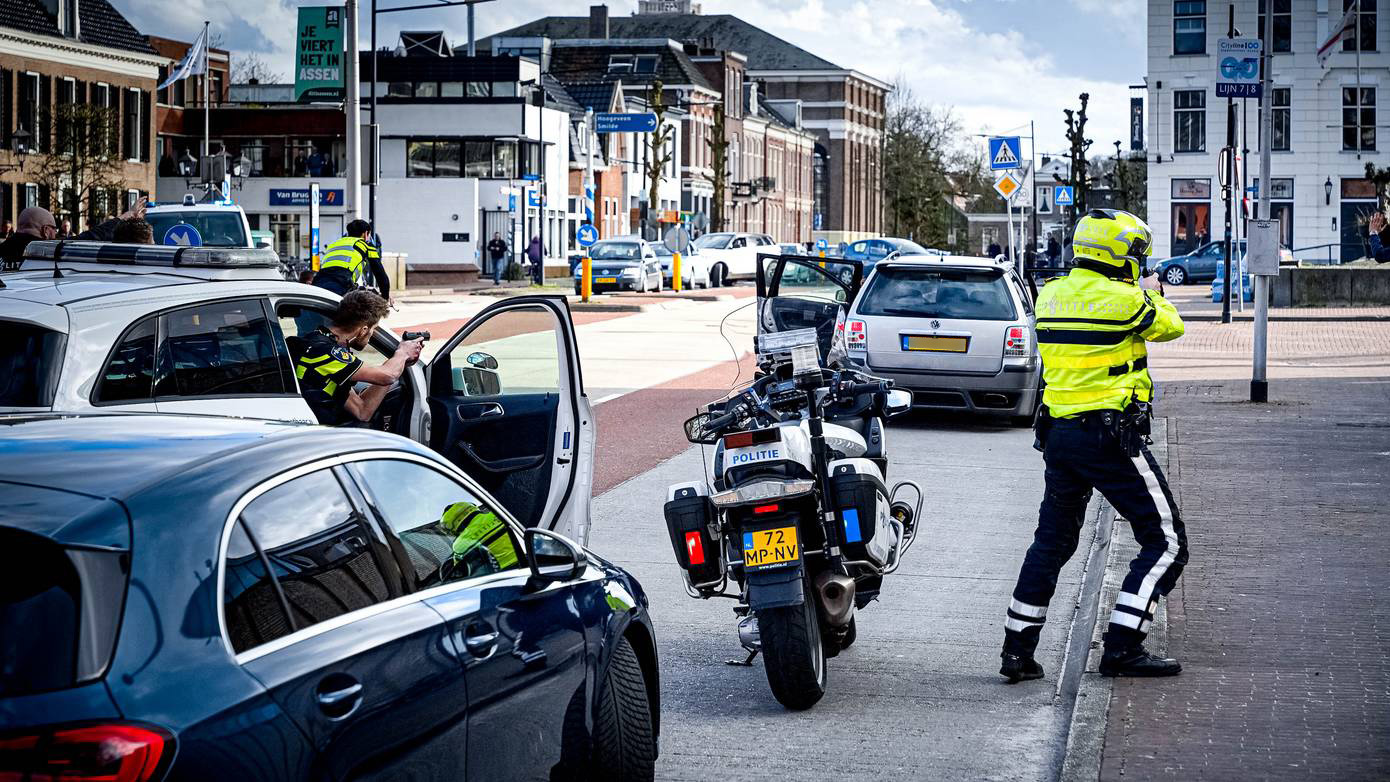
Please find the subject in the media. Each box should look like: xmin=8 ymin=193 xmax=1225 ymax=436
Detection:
xmin=1057 ymin=418 xmax=1172 ymax=782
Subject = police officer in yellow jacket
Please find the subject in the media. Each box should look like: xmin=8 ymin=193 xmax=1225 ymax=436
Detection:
xmin=315 ymin=219 xmax=390 ymax=298
xmin=1001 ymin=209 xmax=1188 ymax=682
xmin=286 ymin=290 xmax=422 ymax=425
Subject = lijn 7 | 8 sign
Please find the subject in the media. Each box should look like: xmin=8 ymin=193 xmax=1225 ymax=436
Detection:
xmin=1216 ymin=37 xmax=1262 ymax=99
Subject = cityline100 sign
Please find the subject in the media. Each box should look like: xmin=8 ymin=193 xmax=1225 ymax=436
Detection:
xmin=1215 ymin=37 xmax=1263 ymax=99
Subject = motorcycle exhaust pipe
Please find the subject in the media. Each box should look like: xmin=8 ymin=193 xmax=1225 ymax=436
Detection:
xmin=813 ymin=571 xmax=856 ymax=627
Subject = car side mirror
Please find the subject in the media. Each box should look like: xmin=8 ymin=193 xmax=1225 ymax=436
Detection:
xmin=884 ymin=388 xmax=912 ymax=417
xmin=524 ymin=528 xmax=587 ymax=582
xmin=466 ymin=351 xmax=498 ymax=370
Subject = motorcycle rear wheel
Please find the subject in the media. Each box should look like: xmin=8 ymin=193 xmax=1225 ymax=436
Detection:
xmin=760 ymin=577 xmax=828 ymax=710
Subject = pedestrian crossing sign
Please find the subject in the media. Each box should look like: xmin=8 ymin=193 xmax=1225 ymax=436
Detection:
xmin=988 ymin=136 xmax=1022 ymax=170
xmin=1054 ymin=185 xmax=1075 ymax=207
xmin=994 ymin=171 xmax=1022 ymax=200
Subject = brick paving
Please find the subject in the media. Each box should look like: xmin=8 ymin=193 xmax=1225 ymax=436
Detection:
xmin=1096 ymin=377 xmax=1390 ymax=780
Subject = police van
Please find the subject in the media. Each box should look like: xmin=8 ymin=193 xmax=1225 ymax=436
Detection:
xmin=1 ymin=241 xmax=596 ymax=543
xmin=147 ymin=198 xmax=255 ymax=248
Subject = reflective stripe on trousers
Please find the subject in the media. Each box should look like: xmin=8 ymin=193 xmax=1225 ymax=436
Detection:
xmin=1002 ymin=418 xmax=1187 ymax=656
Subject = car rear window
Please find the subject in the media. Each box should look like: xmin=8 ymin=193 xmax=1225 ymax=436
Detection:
xmin=0 ymin=526 xmax=127 ymax=696
xmin=858 ymin=266 xmax=1017 ymax=321
xmin=0 ymin=322 xmax=65 ymax=407
xmin=147 ymin=211 xmax=247 ymax=247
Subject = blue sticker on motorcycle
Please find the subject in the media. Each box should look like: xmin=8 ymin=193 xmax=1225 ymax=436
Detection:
xmin=842 ymin=509 xmax=862 ymax=543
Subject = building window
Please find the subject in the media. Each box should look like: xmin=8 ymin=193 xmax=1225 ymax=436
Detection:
xmin=493 ymin=140 xmax=516 ymax=178
xmin=20 ymin=73 xmax=39 ymax=148
xmin=1257 ymin=0 xmax=1292 ymax=53
xmin=1173 ymin=89 xmax=1206 ymax=153
xmin=634 ymin=54 xmax=659 ymax=74
xmin=1344 ymin=0 xmax=1377 ymax=52
xmin=1343 ymin=86 xmax=1376 ymax=151
xmin=441 ymin=82 xmax=464 ymax=97
xmin=1173 ymin=1 xmax=1206 ymax=55
xmin=1270 ymin=87 xmax=1290 ymax=151
xmin=406 ymin=140 xmax=461 ymax=177
xmin=607 ymin=55 xmax=633 ymax=74
xmin=387 ymin=82 xmax=411 ymax=98
xmin=466 ymin=82 xmax=490 ymax=98
xmin=415 ymin=81 xmax=439 ymax=99
xmin=122 ymin=88 xmax=141 ymax=161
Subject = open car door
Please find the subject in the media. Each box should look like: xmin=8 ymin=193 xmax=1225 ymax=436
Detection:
xmin=755 ymin=253 xmax=864 ymax=365
xmin=423 ymin=296 xmax=594 ymax=545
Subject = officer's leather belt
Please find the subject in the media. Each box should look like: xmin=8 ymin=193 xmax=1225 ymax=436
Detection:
xmin=1054 ymin=409 xmax=1119 ymax=428
xmin=1107 ymin=355 xmax=1148 ymax=377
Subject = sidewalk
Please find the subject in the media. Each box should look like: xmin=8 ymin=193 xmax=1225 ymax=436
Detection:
xmin=1091 ymin=377 xmax=1390 ymax=780
xmin=1165 ymin=286 xmax=1390 ymax=321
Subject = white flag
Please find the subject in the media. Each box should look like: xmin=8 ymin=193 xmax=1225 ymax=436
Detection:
xmin=159 ymin=27 xmax=207 ymax=90
xmin=1317 ymin=3 xmax=1358 ymax=66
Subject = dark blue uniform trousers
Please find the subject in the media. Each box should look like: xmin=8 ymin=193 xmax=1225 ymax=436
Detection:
xmin=1003 ymin=415 xmax=1188 ymax=656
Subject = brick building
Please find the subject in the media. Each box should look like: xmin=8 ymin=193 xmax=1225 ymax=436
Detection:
xmin=0 ymin=0 xmax=163 ymax=229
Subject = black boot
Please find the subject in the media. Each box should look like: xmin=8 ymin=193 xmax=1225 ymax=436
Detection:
xmin=999 ymin=652 xmax=1045 ymax=683
xmin=1098 ymin=645 xmax=1182 ymax=677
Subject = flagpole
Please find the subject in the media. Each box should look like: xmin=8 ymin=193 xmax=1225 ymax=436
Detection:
xmin=202 ymin=20 xmax=210 ymax=159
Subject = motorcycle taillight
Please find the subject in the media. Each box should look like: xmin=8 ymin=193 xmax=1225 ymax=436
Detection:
xmin=0 ymin=723 xmax=175 ymax=782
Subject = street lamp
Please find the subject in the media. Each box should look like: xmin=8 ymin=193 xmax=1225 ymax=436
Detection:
xmin=0 ymin=126 xmax=31 ymax=174
xmin=1324 ymin=176 xmax=1333 ymax=205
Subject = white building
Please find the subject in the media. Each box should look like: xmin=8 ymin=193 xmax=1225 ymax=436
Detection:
xmin=1146 ymin=0 xmax=1388 ymax=262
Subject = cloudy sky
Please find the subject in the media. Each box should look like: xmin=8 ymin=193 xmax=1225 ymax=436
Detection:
xmin=110 ymin=0 xmax=1144 ymax=156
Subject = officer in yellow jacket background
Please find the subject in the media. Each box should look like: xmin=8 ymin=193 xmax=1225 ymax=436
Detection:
xmin=315 ymin=219 xmax=390 ymax=299
xmin=1001 ymin=209 xmax=1188 ymax=682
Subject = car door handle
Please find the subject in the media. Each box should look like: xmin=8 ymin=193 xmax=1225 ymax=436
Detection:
xmin=457 ymin=402 xmax=504 ymax=421
xmin=464 ymin=628 xmax=499 ymax=657
xmin=316 ymin=682 xmax=363 ymax=707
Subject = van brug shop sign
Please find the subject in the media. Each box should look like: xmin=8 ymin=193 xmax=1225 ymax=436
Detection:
xmin=295 ymin=6 xmax=345 ymax=102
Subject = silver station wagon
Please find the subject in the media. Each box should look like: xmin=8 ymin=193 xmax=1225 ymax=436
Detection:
xmin=842 ymin=254 xmax=1041 ymax=424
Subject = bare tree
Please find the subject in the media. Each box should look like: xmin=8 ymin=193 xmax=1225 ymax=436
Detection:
xmin=35 ymin=103 xmax=128 ymax=230
xmin=644 ymin=79 xmax=675 ymax=239
xmin=1059 ymin=93 xmax=1094 ymax=231
xmin=704 ymin=102 xmax=730 ymax=232
xmin=233 ymin=52 xmax=286 ymax=84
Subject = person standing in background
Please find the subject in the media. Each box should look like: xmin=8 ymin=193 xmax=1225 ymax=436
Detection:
xmin=488 ymin=232 xmax=509 ymax=285
xmin=526 ymin=235 xmax=544 ymax=285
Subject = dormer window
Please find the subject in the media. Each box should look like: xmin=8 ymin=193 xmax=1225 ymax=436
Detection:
xmin=634 ymin=55 xmax=659 ymax=74
xmin=607 ymin=55 xmax=634 ymax=74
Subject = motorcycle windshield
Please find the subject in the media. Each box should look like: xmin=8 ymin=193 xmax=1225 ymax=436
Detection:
xmin=755 ymin=254 xmax=864 ymax=366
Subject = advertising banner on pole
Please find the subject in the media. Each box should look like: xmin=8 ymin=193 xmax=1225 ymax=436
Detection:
xmin=295 ymin=6 xmax=345 ymax=102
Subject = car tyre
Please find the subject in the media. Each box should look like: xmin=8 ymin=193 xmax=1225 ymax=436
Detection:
xmin=1164 ymin=266 xmax=1187 ymax=286
xmin=592 ymin=637 xmax=657 ymax=782
xmin=760 ymin=575 xmax=828 ymax=711
xmin=710 ymin=263 xmax=726 ymax=288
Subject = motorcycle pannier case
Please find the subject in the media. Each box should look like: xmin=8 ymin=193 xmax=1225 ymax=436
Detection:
xmin=828 ymin=459 xmax=894 ymax=568
xmin=664 ymin=481 xmax=721 ymax=586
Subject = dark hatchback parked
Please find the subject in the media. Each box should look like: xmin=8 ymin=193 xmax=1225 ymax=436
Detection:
xmin=0 ymin=415 xmax=659 ymax=781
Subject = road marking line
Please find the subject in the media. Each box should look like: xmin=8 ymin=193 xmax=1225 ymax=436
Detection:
xmin=593 ymin=392 xmax=629 ymax=405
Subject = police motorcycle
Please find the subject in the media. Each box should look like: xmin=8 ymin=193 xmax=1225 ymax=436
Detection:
xmin=663 ymin=254 xmax=923 ymax=710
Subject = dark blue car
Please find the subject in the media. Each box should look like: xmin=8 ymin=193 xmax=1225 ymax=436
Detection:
xmin=0 ymin=415 xmax=659 ymax=781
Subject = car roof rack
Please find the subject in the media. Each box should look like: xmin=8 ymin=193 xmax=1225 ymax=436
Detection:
xmin=19 ymin=240 xmax=284 ymax=281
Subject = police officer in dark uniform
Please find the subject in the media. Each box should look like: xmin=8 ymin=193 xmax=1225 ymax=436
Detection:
xmin=1000 ymin=209 xmax=1188 ymax=682
xmin=287 ymin=291 xmax=422 ymax=426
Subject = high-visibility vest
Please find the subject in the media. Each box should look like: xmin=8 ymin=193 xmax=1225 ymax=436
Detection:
xmin=319 ymin=236 xmax=372 ymax=286
xmin=294 ymin=345 xmax=354 ymax=397
xmin=1034 ymin=268 xmax=1185 ymax=418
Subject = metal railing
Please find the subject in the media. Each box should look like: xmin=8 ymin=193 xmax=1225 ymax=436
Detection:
xmin=1291 ymin=243 xmax=1344 ymax=265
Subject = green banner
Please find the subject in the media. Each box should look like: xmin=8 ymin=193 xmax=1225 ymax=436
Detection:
xmin=294 ymin=6 xmax=345 ymax=102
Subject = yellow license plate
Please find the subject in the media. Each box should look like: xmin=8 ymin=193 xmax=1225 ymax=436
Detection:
xmin=595 ymin=277 xmax=617 ymax=283
xmin=743 ymin=525 xmax=799 ymax=570
xmin=902 ymin=335 xmax=969 ymax=353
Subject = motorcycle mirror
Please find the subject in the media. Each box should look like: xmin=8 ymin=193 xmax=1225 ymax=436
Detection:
xmin=884 ymin=389 xmax=913 ymax=417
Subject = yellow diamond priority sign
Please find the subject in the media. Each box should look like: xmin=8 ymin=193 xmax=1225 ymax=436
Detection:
xmin=993 ymin=171 xmax=1022 ymax=200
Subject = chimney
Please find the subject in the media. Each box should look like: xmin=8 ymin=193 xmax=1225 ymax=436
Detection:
xmin=589 ymin=5 xmax=609 ymax=39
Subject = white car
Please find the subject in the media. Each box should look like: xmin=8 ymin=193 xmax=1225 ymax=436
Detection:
xmin=146 ymin=200 xmax=254 ymax=248
xmin=843 ymin=253 xmax=1042 ymax=424
xmin=654 ymin=243 xmax=710 ymax=289
xmin=691 ymin=231 xmax=778 ymax=286
xmin=4 ymin=240 xmax=596 ymax=543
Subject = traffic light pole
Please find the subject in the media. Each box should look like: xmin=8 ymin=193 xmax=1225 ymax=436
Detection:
xmin=1221 ymin=3 xmax=1236 ymax=325
xmin=1252 ymin=0 xmax=1274 ymax=402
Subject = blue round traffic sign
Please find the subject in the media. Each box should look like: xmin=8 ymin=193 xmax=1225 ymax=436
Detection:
xmin=162 ymin=223 xmax=203 ymax=247
xmin=576 ymin=224 xmax=599 ymax=248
